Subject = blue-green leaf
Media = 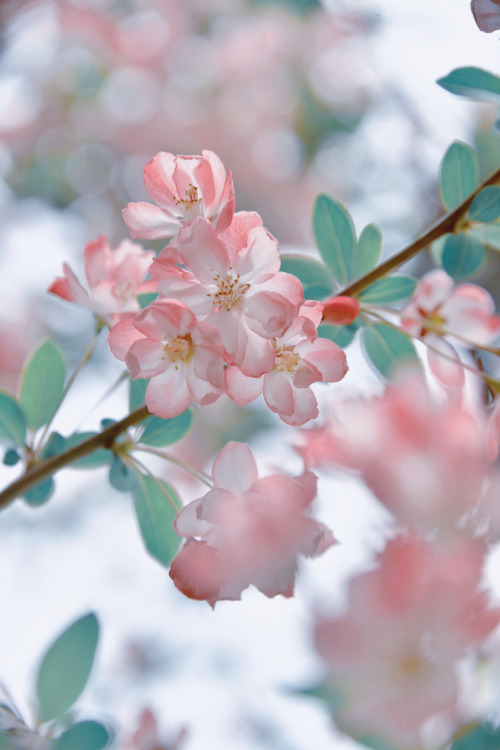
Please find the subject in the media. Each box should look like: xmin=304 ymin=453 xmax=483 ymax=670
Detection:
xmin=36 ymin=613 xmax=99 ymax=722
xmin=54 ymin=721 xmax=111 ymax=750
xmin=40 ymin=432 xmax=65 ymax=460
xmin=3 ymin=448 xmax=20 ymax=466
xmin=450 ymin=723 xmax=500 ymax=750
xmin=441 ymin=233 xmax=487 ymax=280
xmin=318 ymin=320 xmax=363 ymax=348
xmin=280 ymin=255 xmax=334 ymax=300
xmin=22 ymin=478 xmax=54 ymax=507
xmin=362 ymin=324 xmax=420 ymax=379
xmin=439 ymin=142 xmax=479 ymax=211
xmin=137 ymin=292 xmax=158 ymax=309
xmin=470 ymin=223 xmax=500 ymax=249
xmin=313 ymin=194 xmax=356 ymax=285
xmin=109 ymin=455 xmax=138 ymax=492
xmin=437 ymin=67 xmax=500 ymax=101
xmin=359 ymin=276 xmax=417 ymax=304
xmin=133 ymin=475 xmax=181 ymax=567
xmin=352 ymin=224 xmax=382 ymax=278
xmin=139 ymin=409 xmax=193 ymax=447
xmin=0 ymin=391 xmax=26 ymax=446
xmin=469 ymin=186 xmax=500 ymax=222
xmin=19 ymin=340 xmax=66 ymax=430
xmin=129 ymin=377 xmax=149 ymax=411
xmin=356 ymin=735 xmax=399 ymax=750
xmin=64 ymin=433 xmax=113 ymax=468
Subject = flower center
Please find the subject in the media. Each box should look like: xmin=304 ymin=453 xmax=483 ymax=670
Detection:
xmin=176 ymin=184 xmax=203 ymax=218
xmin=418 ymin=305 xmax=446 ymax=337
xmin=163 ymin=333 xmax=195 ymax=364
xmin=209 ymin=267 xmax=250 ymax=311
xmin=274 ymin=344 xmax=301 ymax=374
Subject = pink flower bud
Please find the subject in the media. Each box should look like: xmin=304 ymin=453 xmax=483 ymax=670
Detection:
xmin=321 ymin=296 xmax=360 ymax=325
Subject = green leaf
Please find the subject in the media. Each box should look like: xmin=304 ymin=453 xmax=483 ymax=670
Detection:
xmin=356 ymin=735 xmax=399 ymax=750
xmin=359 ymin=276 xmax=417 ymax=304
xmin=109 ymin=456 xmax=138 ymax=492
xmin=441 ymin=233 xmax=487 ymax=280
xmin=19 ymin=340 xmax=66 ymax=430
xmin=64 ymin=433 xmax=113 ymax=468
xmin=40 ymin=432 xmax=65 ymax=459
xmin=139 ymin=409 xmax=193 ymax=447
xmin=3 ymin=448 xmax=20 ymax=466
xmin=129 ymin=377 xmax=149 ymax=412
xmin=137 ymin=292 xmax=158 ymax=309
xmin=133 ymin=475 xmax=181 ymax=567
xmin=280 ymin=255 xmax=334 ymax=300
xmin=54 ymin=720 xmax=110 ymax=750
xmin=36 ymin=612 xmax=99 ymax=722
xmin=451 ymin=723 xmax=500 ymax=750
xmin=439 ymin=141 xmax=479 ymax=211
xmin=437 ymin=67 xmax=500 ymax=101
xmin=0 ymin=391 xmax=26 ymax=446
xmin=469 ymin=186 xmax=500 ymax=222
xmin=318 ymin=320 xmax=362 ymax=348
xmin=352 ymin=224 xmax=382 ymax=278
xmin=470 ymin=223 xmax=500 ymax=249
xmin=313 ymin=194 xmax=356 ymax=285
xmin=22 ymin=478 xmax=54 ymax=507
xmin=362 ymin=324 xmax=420 ymax=379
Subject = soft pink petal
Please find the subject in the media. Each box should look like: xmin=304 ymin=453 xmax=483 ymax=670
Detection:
xmin=107 ymin=318 xmax=144 ymax=361
xmin=426 ymin=335 xmax=465 ymax=389
xmin=213 ymin=171 xmax=235 ymax=233
xmin=219 ymin=211 xmax=263 ymax=260
xmin=83 ymin=234 xmax=111 ymax=285
xmin=49 ymin=263 xmax=90 ymax=307
xmin=143 ymin=151 xmax=178 ymax=209
xmin=442 ymin=284 xmax=500 ymax=343
xmin=225 ymin=366 xmax=263 ymax=405
xmin=279 ymin=386 xmax=319 ymax=426
xmin=299 ymin=337 xmax=349 ymax=383
xmin=263 ymin=371 xmax=295 ymax=416
xmin=146 ymin=367 xmax=191 ymax=419
xmin=175 ymin=217 xmax=230 ymax=282
xmin=122 ymin=202 xmax=180 ymax=240
xmin=212 ymin=441 xmax=259 ymax=493
xmin=234 ymin=225 xmax=281 ymax=282
xmin=199 ymin=150 xmax=227 ymax=215
xmin=127 ymin=338 xmax=167 ymax=379
xmin=471 ymin=0 xmax=500 ymax=32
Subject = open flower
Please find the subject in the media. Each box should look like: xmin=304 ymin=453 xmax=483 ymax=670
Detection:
xmin=122 ymin=150 xmax=235 ymax=241
xmin=48 ymin=234 xmax=155 ymax=327
xmin=107 ymin=298 xmax=226 ymax=418
xmin=225 ymin=301 xmax=348 ymax=425
xmin=151 ymin=212 xmax=304 ymax=376
xmin=169 ymin=442 xmax=334 ymax=606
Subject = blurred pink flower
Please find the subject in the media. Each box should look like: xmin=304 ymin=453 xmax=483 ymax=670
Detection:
xmin=120 ymin=708 xmax=187 ymax=750
xmin=49 ymin=234 xmax=155 ymax=327
xmin=169 ymin=441 xmax=334 ymax=606
xmin=471 ymin=0 xmax=500 ymax=31
xmin=122 ymin=151 xmax=235 ymax=240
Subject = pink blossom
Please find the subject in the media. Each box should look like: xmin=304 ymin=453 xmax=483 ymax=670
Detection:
xmin=151 ymin=212 xmax=304 ymax=377
xmin=471 ymin=0 xmax=500 ymax=31
xmin=169 ymin=442 xmax=334 ymax=606
xmin=321 ymin=296 xmax=360 ymax=325
xmin=122 ymin=151 xmax=235 ymax=241
xmin=121 ymin=709 xmax=187 ymax=750
xmin=401 ymin=269 xmax=500 ymax=387
xmin=107 ymin=298 xmax=225 ymax=418
xmin=225 ymin=301 xmax=348 ymax=425
xmin=314 ymin=533 xmax=500 ymax=748
xmin=49 ymin=234 xmax=155 ymax=327
xmin=300 ymin=374 xmax=489 ymax=532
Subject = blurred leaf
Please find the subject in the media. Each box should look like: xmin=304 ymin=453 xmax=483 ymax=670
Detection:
xmin=437 ymin=66 xmax=500 ymax=100
xmin=64 ymin=433 xmax=113 ymax=468
xmin=22 ymin=478 xmax=54 ymax=507
xmin=140 ymin=410 xmax=193 ymax=447
xmin=441 ymin=233 xmax=487 ymax=279
xmin=36 ymin=613 xmax=99 ymax=722
xmin=0 ymin=391 xmax=26 ymax=446
xmin=133 ymin=475 xmax=181 ymax=567
xmin=137 ymin=292 xmax=158 ymax=309
xmin=295 ymin=86 xmax=361 ymax=159
xmin=439 ymin=141 xmax=479 ymax=211
xmin=356 ymin=735 xmax=399 ymax=750
xmin=280 ymin=255 xmax=334 ymax=300
xmin=470 ymin=222 xmax=500 ymax=249
xmin=19 ymin=340 xmax=66 ymax=430
xmin=129 ymin=377 xmax=149 ymax=412
xmin=54 ymin=720 xmax=110 ymax=750
xmin=362 ymin=324 xmax=420 ymax=379
xmin=40 ymin=432 xmax=65 ymax=460
xmin=313 ymin=194 xmax=356 ymax=285
xmin=352 ymin=224 xmax=382 ymax=278
xmin=109 ymin=456 xmax=138 ymax=492
xmin=359 ymin=276 xmax=417 ymax=304
xmin=450 ymin=724 xmax=500 ymax=749
xmin=318 ymin=319 xmax=363 ymax=348
xmin=3 ymin=448 xmax=20 ymax=466
xmin=469 ymin=186 xmax=500 ymax=221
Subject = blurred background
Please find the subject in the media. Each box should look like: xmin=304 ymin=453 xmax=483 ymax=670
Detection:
xmin=0 ymin=0 xmax=499 ymax=748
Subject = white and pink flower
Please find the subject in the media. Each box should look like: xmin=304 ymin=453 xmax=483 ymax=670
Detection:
xmin=49 ymin=234 xmax=155 ymax=327
xmin=169 ymin=441 xmax=334 ymax=606
xmin=107 ymin=298 xmax=226 ymax=419
xmin=122 ymin=150 xmax=235 ymax=241
xmin=151 ymin=212 xmax=304 ymax=377
xmin=226 ymin=301 xmax=348 ymax=425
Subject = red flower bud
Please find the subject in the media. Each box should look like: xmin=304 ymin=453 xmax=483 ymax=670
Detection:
xmin=321 ymin=296 xmax=360 ymax=325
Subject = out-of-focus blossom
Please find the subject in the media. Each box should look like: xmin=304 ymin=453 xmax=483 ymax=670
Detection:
xmin=300 ymin=374 xmax=489 ymax=532
xmin=169 ymin=441 xmax=334 ymax=606
xmin=225 ymin=301 xmax=348 ymax=425
xmin=314 ymin=533 xmax=500 ymax=749
xmin=49 ymin=234 xmax=155 ymax=327
xmin=471 ymin=0 xmax=500 ymax=31
xmin=120 ymin=708 xmax=187 ymax=750
xmin=122 ymin=151 xmax=235 ymax=241
xmin=107 ymin=298 xmax=226 ymax=419
xmin=401 ymin=269 xmax=500 ymax=387
xmin=151 ymin=212 xmax=304 ymax=377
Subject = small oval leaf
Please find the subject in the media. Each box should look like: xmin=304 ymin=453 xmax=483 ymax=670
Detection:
xmin=352 ymin=224 xmax=382 ymax=278
xmin=318 ymin=319 xmax=363 ymax=348
xmin=441 ymin=232 xmax=487 ymax=280
xmin=64 ymin=433 xmax=113 ymax=469
xmin=362 ymin=324 xmax=420 ymax=379
xmin=139 ymin=409 xmax=193 ymax=447
xmin=0 ymin=392 xmax=26 ymax=446
xmin=54 ymin=721 xmax=110 ymax=750
xmin=36 ymin=613 xmax=99 ymax=722
xmin=358 ymin=276 xmax=417 ymax=304
xmin=437 ymin=66 xmax=500 ymax=100
xmin=280 ymin=255 xmax=334 ymax=300
xmin=439 ymin=141 xmax=479 ymax=211
xmin=469 ymin=186 xmax=500 ymax=222
xmin=313 ymin=194 xmax=356 ymax=285
xmin=129 ymin=377 xmax=149 ymax=412
xmin=22 ymin=478 xmax=54 ymax=507
xmin=19 ymin=340 xmax=66 ymax=430
xmin=133 ymin=475 xmax=181 ymax=567
xmin=109 ymin=455 xmax=138 ymax=492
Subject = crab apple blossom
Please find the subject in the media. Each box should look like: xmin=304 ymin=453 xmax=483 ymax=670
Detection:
xmin=169 ymin=442 xmax=334 ymax=606
xmin=300 ymin=374 xmax=490 ymax=532
xmin=107 ymin=298 xmax=226 ymax=419
xmin=122 ymin=150 xmax=235 ymax=241
xmin=151 ymin=212 xmax=304 ymax=377
xmin=48 ymin=234 xmax=155 ymax=327
xmin=401 ymin=269 xmax=500 ymax=387
xmin=225 ymin=301 xmax=348 ymax=425
xmin=314 ymin=533 xmax=500 ymax=749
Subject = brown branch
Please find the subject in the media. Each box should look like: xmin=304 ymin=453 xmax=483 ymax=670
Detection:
xmin=0 ymin=405 xmax=150 ymax=510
